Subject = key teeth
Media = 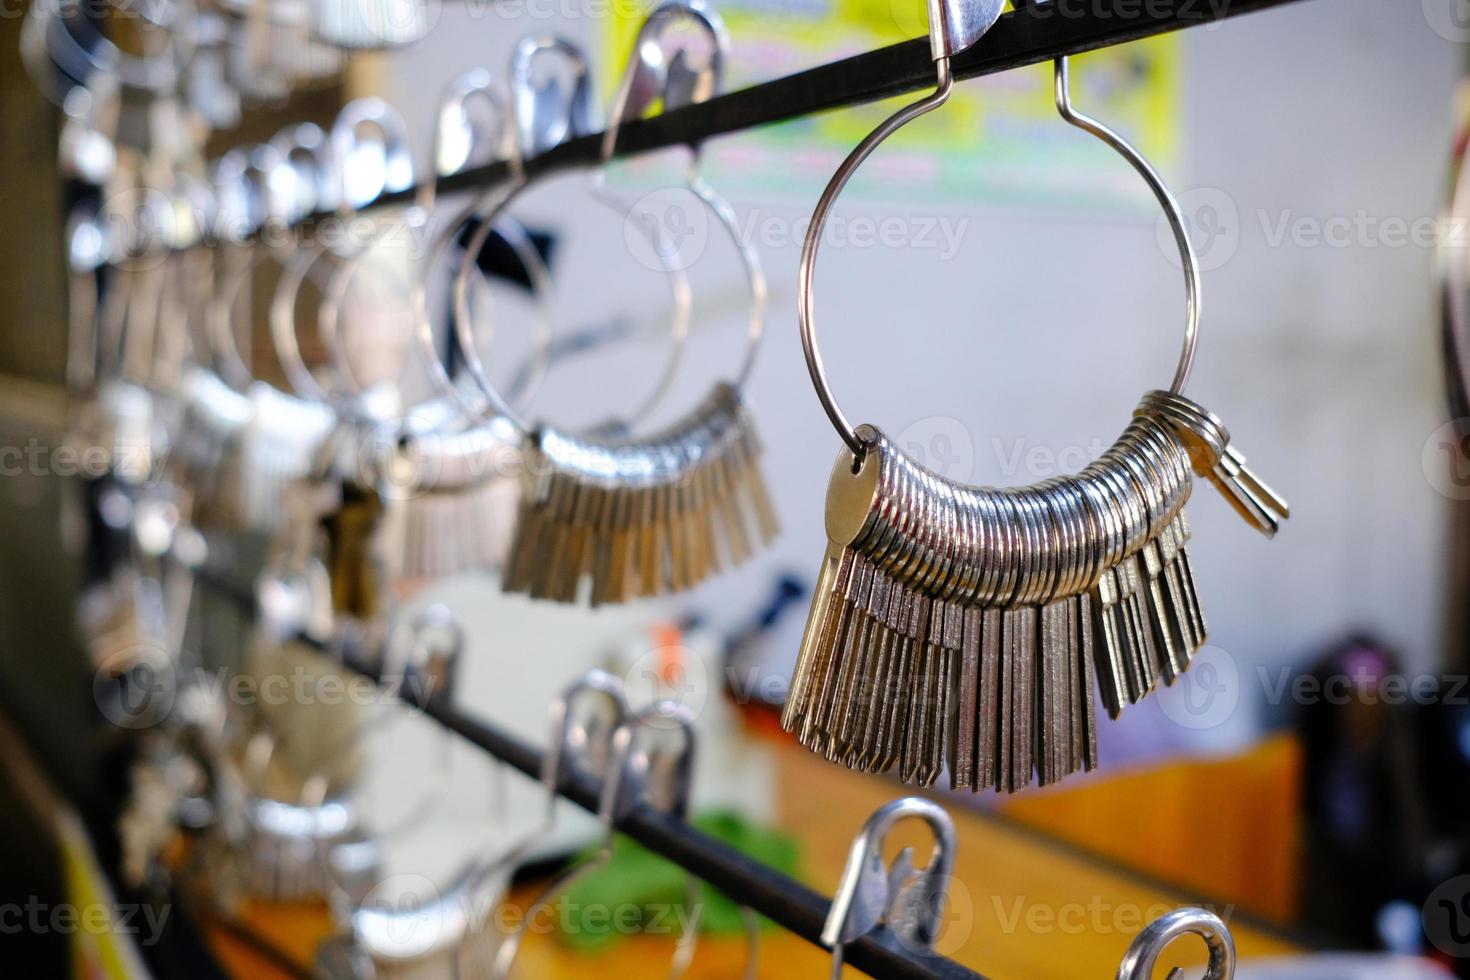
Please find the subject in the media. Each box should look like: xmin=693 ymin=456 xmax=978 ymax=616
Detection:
xmin=501 ymin=402 xmax=775 ymax=604
xmin=787 ymin=412 xmax=1252 ymax=795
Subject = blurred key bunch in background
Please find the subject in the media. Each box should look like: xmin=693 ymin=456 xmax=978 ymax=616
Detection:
xmin=5 ymin=0 xmax=1470 ymax=977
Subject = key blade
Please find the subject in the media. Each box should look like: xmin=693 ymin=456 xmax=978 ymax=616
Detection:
xmin=1224 ymin=445 xmax=1291 ymax=519
xmin=1210 ymin=468 xmax=1280 ymax=539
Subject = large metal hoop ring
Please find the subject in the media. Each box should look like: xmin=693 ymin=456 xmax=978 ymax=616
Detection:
xmin=798 ymin=55 xmax=1201 ymax=461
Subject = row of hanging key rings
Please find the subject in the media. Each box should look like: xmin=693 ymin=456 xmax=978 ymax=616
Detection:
xmin=57 ymin=60 xmax=226 ymax=706
xmin=783 ymin=0 xmax=1291 ymax=795
xmin=188 ymin=3 xmax=774 ymax=660
xmin=23 ymin=0 xmax=435 ymax=124
xmin=53 ymin=12 xmax=771 ymax=970
xmin=56 ymin=13 xmax=1246 ymax=980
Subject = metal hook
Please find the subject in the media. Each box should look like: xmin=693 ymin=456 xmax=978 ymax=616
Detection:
xmin=267 ymin=243 xmax=337 ymax=404
xmin=269 ymin=122 xmax=337 ymax=221
xmin=317 ymin=650 xmax=566 ymax=980
xmin=599 ymin=0 xmax=727 ymax=164
xmin=419 ymin=69 xmax=524 ymax=217
xmin=823 ymin=796 xmax=958 ymax=980
xmin=408 ymin=70 xmax=554 ymax=430
xmin=481 ymin=670 xmax=629 ymax=978
xmin=798 ymin=0 xmax=1002 ymax=459
xmin=317 ymin=99 xmax=418 ymax=404
xmin=601 ymin=0 xmax=767 ymax=392
xmin=391 ymin=665 xmax=628 ymax=943
xmin=510 ymin=36 xmax=600 ymax=159
xmin=330 ymin=96 xmax=416 ymax=215
xmin=1116 ymin=907 xmax=1236 ymax=980
xmin=206 ymin=143 xmax=289 ymax=391
xmin=263 ymin=99 xmax=409 ymax=410
xmin=383 ymin=603 xmax=465 ymax=704
xmin=238 ymin=123 xmax=336 ymax=401
xmin=450 ymin=33 xmax=695 ymax=436
xmin=494 ymin=699 xmax=699 ymax=980
xmin=1053 ymin=55 xmax=1199 ymax=395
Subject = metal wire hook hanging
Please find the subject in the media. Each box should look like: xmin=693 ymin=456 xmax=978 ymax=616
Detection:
xmin=492 ymin=700 xmax=703 ymax=980
xmin=407 ymin=69 xmax=558 ymax=430
xmin=271 ymin=122 xmax=338 ymax=220
xmin=799 ymin=0 xmax=1198 ymax=461
xmin=315 ymin=98 xmax=417 ymax=403
xmin=1054 ymin=56 xmax=1199 ymax=396
xmin=449 ymin=34 xmax=694 ymax=436
xmin=266 ymin=99 xmax=413 ymax=411
xmin=823 ymin=796 xmax=957 ymax=980
xmin=600 ymin=0 xmax=767 ymax=393
xmin=797 ymin=53 xmax=960 ymax=460
xmin=254 ymin=123 xmax=343 ymax=402
xmin=207 ymin=142 xmax=292 ymax=392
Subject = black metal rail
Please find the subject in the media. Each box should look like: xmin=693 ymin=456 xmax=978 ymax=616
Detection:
xmin=335 ymin=642 xmax=987 ymax=980
xmin=199 ymin=565 xmax=984 ymax=979
xmin=277 ymin=0 xmax=1311 ymax=228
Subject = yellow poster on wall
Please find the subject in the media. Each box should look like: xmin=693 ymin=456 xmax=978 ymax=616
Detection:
xmin=602 ymin=0 xmax=1180 ymax=209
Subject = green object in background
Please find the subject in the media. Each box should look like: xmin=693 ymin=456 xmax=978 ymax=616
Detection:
xmin=556 ymin=810 xmax=800 ymax=953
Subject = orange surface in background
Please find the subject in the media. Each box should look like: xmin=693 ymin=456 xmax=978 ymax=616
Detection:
xmin=999 ymin=734 xmax=1303 ymax=925
xmin=204 ymin=736 xmax=1304 ymax=979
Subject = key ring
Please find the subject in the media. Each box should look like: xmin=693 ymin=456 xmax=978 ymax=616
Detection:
xmin=315 ymin=97 xmax=418 ymax=406
xmin=450 ymin=33 xmax=696 ymax=436
xmin=781 ymin=0 xmax=1288 ymax=794
xmin=265 ymin=98 xmax=413 ymax=410
xmin=208 ymin=125 xmax=337 ymax=397
xmin=493 ymin=700 xmax=703 ymax=980
xmin=408 ymin=68 xmax=557 ymax=428
xmin=798 ymin=12 xmax=1196 ymax=460
xmin=206 ymin=142 xmax=294 ymax=392
xmin=599 ymin=0 xmax=767 ymax=393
